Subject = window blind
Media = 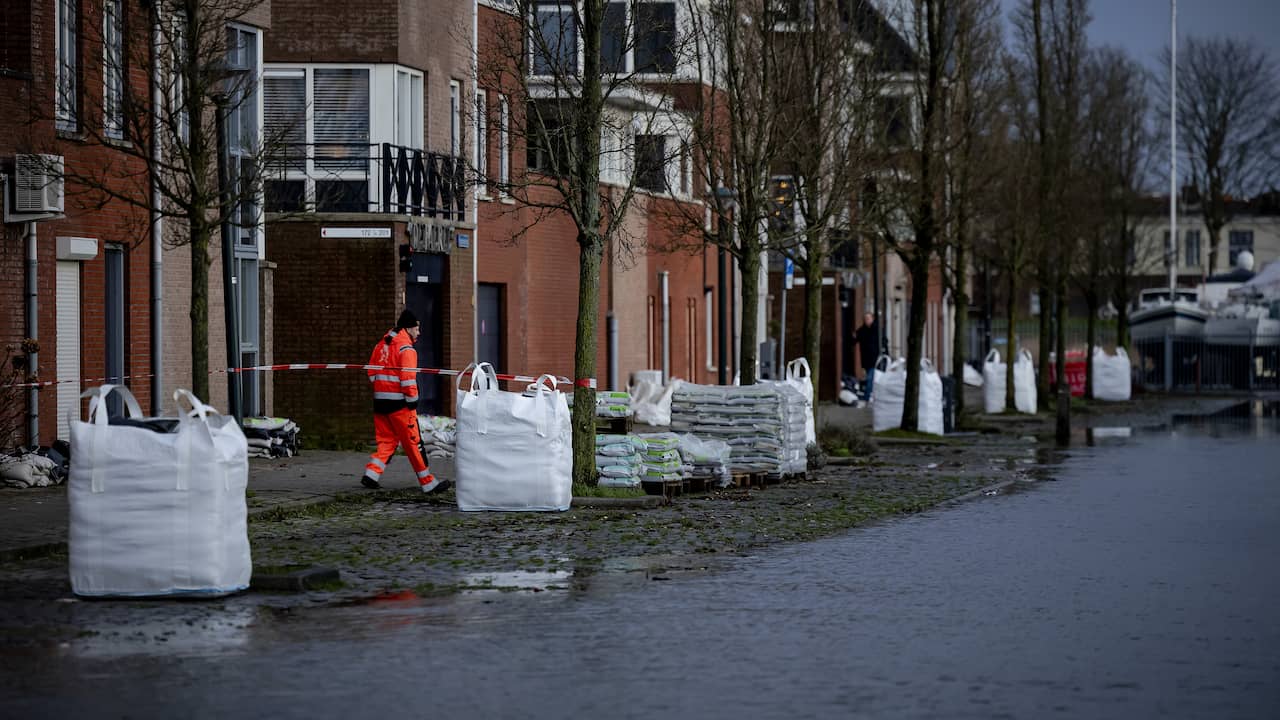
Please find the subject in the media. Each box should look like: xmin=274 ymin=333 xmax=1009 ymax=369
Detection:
xmin=314 ymin=68 xmax=369 ymax=171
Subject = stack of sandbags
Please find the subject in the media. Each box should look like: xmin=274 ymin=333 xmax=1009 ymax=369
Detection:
xmin=417 ymin=414 xmax=457 ymax=460
xmin=669 ymin=383 xmax=786 ymax=475
xmin=759 ymin=380 xmax=809 ymax=475
xmin=596 ymin=434 xmax=645 ymax=487
xmin=240 ymin=417 xmax=301 ymax=459
xmin=677 ymin=433 xmax=731 ymax=487
xmin=637 ymin=432 xmax=686 ymax=483
xmin=0 ymin=451 xmax=62 ymax=488
xmin=567 ymin=390 xmax=632 ymax=418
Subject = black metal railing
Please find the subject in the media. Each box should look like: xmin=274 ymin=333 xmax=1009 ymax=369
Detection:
xmin=263 ymin=142 xmax=466 ymax=220
xmin=1134 ymin=334 xmax=1280 ymax=392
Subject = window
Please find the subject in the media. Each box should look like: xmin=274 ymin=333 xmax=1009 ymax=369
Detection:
xmin=704 ymin=288 xmax=714 ymax=369
xmin=1184 ymin=230 xmax=1200 ymax=267
xmin=1228 ymin=230 xmax=1254 ymax=267
xmin=314 ymin=68 xmax=370 ymax=172
xmin=226 ymin=26 xmax=261 ymax=248
xmin=395 ymin=69 xmax=423 ymax=149
xmin=103 ymin=0 xmax=122 ymax=138
xmin=878 ymin=95 xmax=910 ymax=147
xmin=498 ymin=94 xmax=510 ymax=190
xmin=1 ymin=0 xmax=32 ymax=74
xmin=56 ymin=0 xmax=78 ymax=130
xmin=449 ymin=79 xmax=461 ymax=157
xmin=602 ymin=3 xmax=627 ymax=74
xmin=532 ymin=1 xmax=576 ymax=76
xmin=475 ymin=89 xmax=488 ymax=184
xmin=635 ymin=134 xmax=666 ymax=191
xmin=635 ymin=3 xmax=676 ymax=73
xmin=169 ymin=10 xmax=189 ymax=142
xmin=527 ymin=100 xmax=572 ymax=175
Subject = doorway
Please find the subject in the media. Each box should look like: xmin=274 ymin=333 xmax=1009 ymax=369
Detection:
xmin=478 ymin=283 xmax=504 ymax=372
xmin=404 ymin=253 xmax=445 ymax=415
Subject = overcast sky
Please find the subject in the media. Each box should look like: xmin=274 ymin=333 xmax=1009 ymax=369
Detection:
xmin=997 ymin=0 xmax=1280 ymax=70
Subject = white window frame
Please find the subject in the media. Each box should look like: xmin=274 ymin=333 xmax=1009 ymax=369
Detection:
xmin=55 ymin=0 xmax=78 ymax=131
xmin=498 ymin=94 xmax=510 ymax=194
xmin=395 ymin=68 xmax=424 ymax=150
xmin=103 ymin=0 xmax=123 ymax=138
xmin=475 ymin=88 xmax=488 ymax=193
xmin=169 ymin=9 xmax=190 ymax=143
xmin=449 ymin=79 xmax=461 ymax=158
xmin=226 ymin=23 xmax=263 ymax=256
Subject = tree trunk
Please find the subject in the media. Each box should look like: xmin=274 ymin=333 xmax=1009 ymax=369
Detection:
xmin=1037 ymin=284 xmax=1051 ymax=409
xmin=572 ymin=233 xmax=603 ymax=486
xmin=1054 ymin=272 xmax=1070 ymax=445
xmin=951 ymin=241 xmax=968 ymax=420
xmin=190 ymin=216 xmax=210 ymax=402
xmin=1206 ymin=223 xmax=1223 ymax=278
xmin=1005 ymin=267 xmax=1017 ymax=413
xmin=739 ymin=244 xmax=761 ymax=385
xmin=1084 ymin=290 xmax=1097 ymax=399
xmin=901 ymin=253 xmax=930 ymax=431
xmin=803 ymin=244 xmax=823 ymax=401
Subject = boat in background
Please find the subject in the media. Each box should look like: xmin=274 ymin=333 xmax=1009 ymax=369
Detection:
xmin=1129 ymin=287 xmax=1209 ymax=340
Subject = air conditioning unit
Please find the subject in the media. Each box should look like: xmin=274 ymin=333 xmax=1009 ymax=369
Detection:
xmin=14 ymin=154 xmax=64 ymax=214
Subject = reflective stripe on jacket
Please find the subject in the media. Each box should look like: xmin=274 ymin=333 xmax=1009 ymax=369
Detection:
xmin=368 ymin=328 xmax=420 ymax=413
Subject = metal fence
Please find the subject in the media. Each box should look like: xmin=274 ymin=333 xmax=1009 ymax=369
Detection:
xmin=1133 ymin=334 xmax=1280 ymax=392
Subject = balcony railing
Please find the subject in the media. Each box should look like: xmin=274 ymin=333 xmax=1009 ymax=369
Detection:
xmin=263 ymin=142 xmax=466 ymax=220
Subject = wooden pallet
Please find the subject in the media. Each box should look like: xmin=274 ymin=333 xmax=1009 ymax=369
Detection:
xmin=595 ymin=415 xmax=634 ymax=435
xmin=641 ymin=479 xmax=682 ymax=500
xmin=730 ymin=471 xmax=766 ymax=489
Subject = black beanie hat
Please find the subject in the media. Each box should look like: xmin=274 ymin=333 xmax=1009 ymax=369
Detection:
xmin=395 ymin=308 xmax=418 ymax=330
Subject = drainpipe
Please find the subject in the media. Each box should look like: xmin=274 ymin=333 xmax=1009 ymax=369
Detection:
xmin=607 ymin=312 xmax=618 ymax=390
xmin=660 ymin=271 xmax=670 ymax=383
xmin=471 ymin=0 xmax=479 ymax=363
xmin=25 ymin=221 xmax=38 ymax=444
xmin=150 ymin=9 xmax=164 ymax=414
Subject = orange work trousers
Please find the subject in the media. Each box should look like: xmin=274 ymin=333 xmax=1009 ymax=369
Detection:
xmin=363 ymin=408 xmax=432 ymax=487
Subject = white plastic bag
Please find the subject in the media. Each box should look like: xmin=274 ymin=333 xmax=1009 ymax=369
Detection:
xmin=631 ymin=379 xmax=676 ymax=426
xmin=455 ymin=364 xmax=572 ymax=511
xmin=1013 ymin=349 xmax=1037 ymax=414
xmin=872 ymin=356 xmax=944 ymax=435
xmin=1091 ymin=347 xmax=1132 ymax=402
xmin=918 ymin=360 xmax=945 ymax=436
xmin=982 ymin=349 xmax=1006 ymax=414
xmin=68 ymin=386 xmax=251 ymax=597
xmin=872 ymin=356 xmax=906 ymax=432
xmin=786 ymin=358 xmax=817 ymax=445
xmin=963 ymin=363 xmax=984 ymax=387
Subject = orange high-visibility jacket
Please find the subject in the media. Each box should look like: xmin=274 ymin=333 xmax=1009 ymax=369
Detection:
xmin=367 ymin=329 xmax=420 ymax=414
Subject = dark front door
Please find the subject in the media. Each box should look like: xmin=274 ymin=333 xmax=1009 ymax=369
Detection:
xmin=478 ymin=283 xmax=503 ymax=372
xmin=405 ymin=253 xmax=446 ymax=415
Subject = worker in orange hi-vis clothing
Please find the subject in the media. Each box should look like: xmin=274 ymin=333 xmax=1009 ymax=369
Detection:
xmin=362 ymin=309 xmax=450 ymax=494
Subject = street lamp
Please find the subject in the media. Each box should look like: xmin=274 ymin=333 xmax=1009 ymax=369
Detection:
xmin=714 ymin=186 xmax=737 ymax=385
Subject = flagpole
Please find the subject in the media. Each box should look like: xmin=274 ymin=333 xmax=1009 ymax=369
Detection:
xmin=1169 ymin=0 xmax=1178 ymax=296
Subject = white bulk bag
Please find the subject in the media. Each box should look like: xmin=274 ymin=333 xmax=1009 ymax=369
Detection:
xmin=68 ymin=386 xmax=251 ymax=597
xmin=872 ymin=356 xmax=907 ymax=432
xmin=1091 ymin=347 xmax=1132 ymax=402
xmin=1013 ymin=349 xmax=1037 ymax=414
xmin=982 ymin=349 xmax=1007 ymax=414
xmin=918 ymin=360 xmax=945 ymax=436
xmin=786 ymin=358 xmax=817 ymax=445
xmin=455 ymin=364 xmax=572 ymax=511
xmin=872 ymin=356 xmax=945 ymax=435
xmin=963 ymin=363 xmax=985 ymax=387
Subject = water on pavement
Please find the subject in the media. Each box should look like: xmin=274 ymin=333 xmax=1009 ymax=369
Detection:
xmin=2 ymin=403 xmax=1278 ymax=719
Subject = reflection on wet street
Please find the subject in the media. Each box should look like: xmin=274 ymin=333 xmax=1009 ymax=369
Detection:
xmin=2 ymin=403 xmax=1278 ymax=719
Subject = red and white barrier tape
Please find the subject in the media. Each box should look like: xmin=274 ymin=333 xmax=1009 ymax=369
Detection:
xmin=3 ymin=364 xmax=597 ymax=390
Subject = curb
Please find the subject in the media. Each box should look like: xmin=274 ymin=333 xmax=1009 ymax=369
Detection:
xmin=571 ymin=495 xmax=666 ymax=509
xmin=940 ymin=479 xmax=1019 ymax=507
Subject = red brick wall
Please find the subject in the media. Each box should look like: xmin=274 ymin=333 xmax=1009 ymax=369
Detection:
xmin=1 ymin=0 xmax=156 ymax=445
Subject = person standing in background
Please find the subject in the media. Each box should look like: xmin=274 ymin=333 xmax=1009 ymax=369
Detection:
xmin=853 ymin=313 xmax=880 ymax=403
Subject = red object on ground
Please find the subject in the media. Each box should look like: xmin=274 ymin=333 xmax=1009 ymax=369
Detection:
xmin=1049 ymin=351 xmax=1088 ymax=397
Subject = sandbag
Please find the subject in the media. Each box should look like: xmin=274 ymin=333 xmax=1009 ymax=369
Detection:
xmin=1091 ymin=347 xmax=1132 ymax=402
xmin=455 ymin=364 xmax=572 ymax=511
xmin=785 ymin=358 xmax=817 ymax=445
xmin=963 ymin=363 xmax=984 ymax=387
xmin=982 ymin=349 xmax=1006 ymax=414
xmin=1013 ymin=349 xmax=1037 ymax=414
xmin=68 ymin=386 xmax=251 ymax=597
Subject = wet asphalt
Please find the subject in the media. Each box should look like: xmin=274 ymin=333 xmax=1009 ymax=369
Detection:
xmin=0 ymin=402 xmax=1277 ymax=719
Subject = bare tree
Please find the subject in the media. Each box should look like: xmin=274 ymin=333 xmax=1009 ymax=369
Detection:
xmin=941 ymin=0 xmax=1004 ymax=421
xmin=476 ymin=1 xmax=694 ymax=484
xmin=32 ymin=0 xmax=277 ymax=404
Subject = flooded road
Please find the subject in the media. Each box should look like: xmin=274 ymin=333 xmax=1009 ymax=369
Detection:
xmin=3 ymin=404 xmax=1278 ymax=719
